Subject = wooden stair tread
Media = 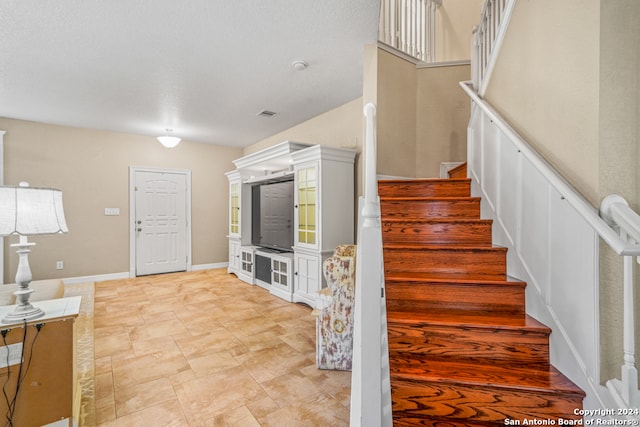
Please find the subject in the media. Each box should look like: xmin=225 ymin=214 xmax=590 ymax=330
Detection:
xmin=390 ymin=360 xmax=585 ymax=397
xmin=381 ymin=219 xmax=494 ymax=246
xmin=447 ymin=162 xmax=467 ymax=179
xmin=384 ymin=243 xmax=507 ymax=251
xmin=385 ymin=272 xmax=523 ymax=285
xmin=379 ymin=179 xmax=471 ymax=197
xmin=380 ymin=197 xmax=482 ymax=219
xmin=393 ymin=418 xmax=501 ymax=427
xmin=379 ymin=178 xmax=471 ymax=184
xmin=381 ymin=173 xmax=585 ymax=423
xmin=380 ymin=196 xmax=480 ymax=202
xmin=382 ymin=218 xmax=492 ymax=224
xmin=387 ymin=311 xmax=549 ymax=332
xmin=386 ymin=279 xmax=526 ymax=314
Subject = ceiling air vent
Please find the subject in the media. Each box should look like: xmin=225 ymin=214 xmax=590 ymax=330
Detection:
xmin=257 ymin=110 xmax=277 ymax=118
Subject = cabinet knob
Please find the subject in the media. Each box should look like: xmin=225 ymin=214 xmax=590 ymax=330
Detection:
xmin=294 ymin=272 xmax=298 ymax=276
xmin=294 ymin=204 xmax=298 ymax=208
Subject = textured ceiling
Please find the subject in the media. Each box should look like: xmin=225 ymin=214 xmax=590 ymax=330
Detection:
xmin=0 ymin=1 xmax=379 ymax=147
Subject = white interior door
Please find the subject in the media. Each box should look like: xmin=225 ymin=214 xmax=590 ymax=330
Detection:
xmin=134 ymin=169 xmax=188 ymax=276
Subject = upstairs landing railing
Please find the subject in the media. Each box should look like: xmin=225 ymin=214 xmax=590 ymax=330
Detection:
xmin=349 ymin=103 xmax=392 ymax=427
xmin=378 ymin=0 xmax=441 ymax=62
xmin=471 ymin=0 xmax=515 ymax=95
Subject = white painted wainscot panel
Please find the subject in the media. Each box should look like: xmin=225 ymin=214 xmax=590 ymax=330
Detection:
xmin=468 ymin=102 xmax=601 ymax=410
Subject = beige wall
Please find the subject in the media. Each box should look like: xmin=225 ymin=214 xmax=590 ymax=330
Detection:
xmin=244 ymin=98 xmax=362 ymax=156
xmin=598 ymin=0 xmax=640 ymax=382
xmin=436 ymin=0 xmax=484 ymax=62
xmin=483 ymin=0 xmax=640 ymax=383
xmin=245 ymin=45 xmax=471 ymax=191
xmin=363 ymin=44 xmax=379 ymax=112
xmin=244 ymin=97 xmax=364 ymax=198
xmin=484 ymin=0 xmax=600 ymax=204
xmin=377 ymin=49 xmax=470 ymax=178
xmin=1 ymin=118 xmax=242 ymax=283
xmin=377 ymin=49 xmax=418 ymax=177
xmin=416 ymin=63 xmax=470 ymax=176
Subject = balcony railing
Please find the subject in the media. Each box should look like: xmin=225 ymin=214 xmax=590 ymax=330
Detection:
xmin=471 ymin=0 xmax=515 ymax=94
xmin=378 ymin=0 xmax=441 ymax=62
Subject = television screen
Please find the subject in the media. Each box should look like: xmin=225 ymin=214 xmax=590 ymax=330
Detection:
xmin=251 ymin=179 xmax=294 ymax=251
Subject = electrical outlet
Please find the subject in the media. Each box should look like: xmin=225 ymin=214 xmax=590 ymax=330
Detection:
xmin=104 ymin=208 xmax=120 ymax=216
xmin=56 ymin=261 xmax=64 ymax=270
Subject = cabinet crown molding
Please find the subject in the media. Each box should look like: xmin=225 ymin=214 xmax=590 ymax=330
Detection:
xmin=232 ymin=140 xmax=313 ymax=171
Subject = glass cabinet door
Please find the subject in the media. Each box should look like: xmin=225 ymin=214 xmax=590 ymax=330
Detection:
xmin=230 ymin=182 xmax=240 ymax=235
xmin=296 ymin=165 xmax=317 ymax=247
xmin=241 ymin=249 xmax=253 ymax=274
xmin=272 ymin=258 xmax=288 ymax=288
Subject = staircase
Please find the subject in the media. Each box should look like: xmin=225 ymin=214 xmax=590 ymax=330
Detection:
xmin=380 ymin=166 xmax=586 ymax=426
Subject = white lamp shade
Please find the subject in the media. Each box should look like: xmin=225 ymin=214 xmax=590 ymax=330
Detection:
xmin=0 ymin=184 xmax=69 ymax=236
xmin=157 ymin=135 xmax=181 ymax=148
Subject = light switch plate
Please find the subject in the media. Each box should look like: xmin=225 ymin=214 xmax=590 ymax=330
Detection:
xmin=105 ymin=208 xmax=120 ymax=216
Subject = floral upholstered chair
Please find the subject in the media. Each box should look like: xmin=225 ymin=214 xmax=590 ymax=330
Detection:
xmin=315 ymin=244 xmax=356 ymax=370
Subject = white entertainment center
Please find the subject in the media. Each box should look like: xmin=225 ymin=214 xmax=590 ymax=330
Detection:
xmin=226 ymin=141 xmax=356 ymax=307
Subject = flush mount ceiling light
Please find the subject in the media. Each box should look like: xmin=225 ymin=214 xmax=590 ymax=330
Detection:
xmin=292 ymin=60 xmax=308 ymax=71
xmin=157 ymin=128 xmax=181 ymax=148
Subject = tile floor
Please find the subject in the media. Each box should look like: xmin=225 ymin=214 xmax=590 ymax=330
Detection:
xmin=93 ymin=268 xmax=351 ymax=426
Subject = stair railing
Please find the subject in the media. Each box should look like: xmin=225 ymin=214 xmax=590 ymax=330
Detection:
xmin=600 ymin=196 xmax=640 ymax=409
xmin=350 ymin=103 xmax=393 ymax=427
xmin=471 ymin=0 xmax=516 ymax=95
xmin=460 ymin=80 xmax=640 ymax=411
xmin=378 ymin=0 xmax=441 ymax=62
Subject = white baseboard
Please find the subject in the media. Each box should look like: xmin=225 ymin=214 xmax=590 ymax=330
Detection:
xmin=63 ymin=272 xmax=130 ymax=285
xmin=61 ymin=263 xmax=228 ymax=285
xmin=192 ymin=262 xmax=228 ymax=271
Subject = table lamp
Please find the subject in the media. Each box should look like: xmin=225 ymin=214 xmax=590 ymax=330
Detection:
xmin=0 ymin=182 xmax=69 ymax=323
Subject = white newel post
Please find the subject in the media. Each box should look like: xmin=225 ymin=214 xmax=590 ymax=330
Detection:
xmin=350 ymin=103 xmax=392 ymax=427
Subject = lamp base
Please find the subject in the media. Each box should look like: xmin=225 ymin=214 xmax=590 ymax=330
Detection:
xmin=2 ymin=238 xmax=46 ymax=323
xmin=2 ymin=303 xmax=45 ymax=324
